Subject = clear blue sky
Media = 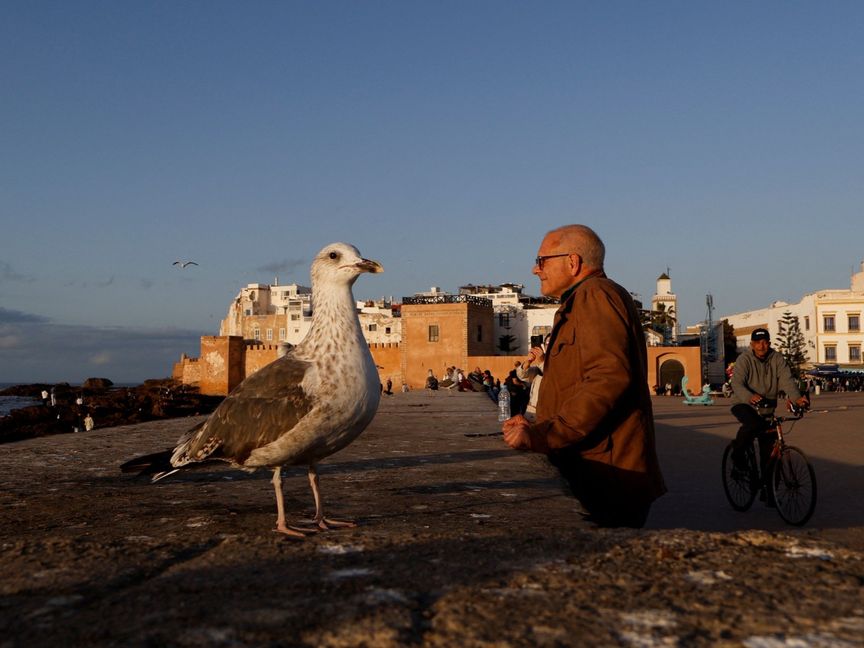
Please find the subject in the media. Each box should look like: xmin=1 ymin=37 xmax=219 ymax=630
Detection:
xmin=2 ymin=1 xmax=863 ymax=383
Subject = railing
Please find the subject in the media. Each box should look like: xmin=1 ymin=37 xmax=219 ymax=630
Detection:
xmin=402 ymin=294 xmax=492 ymax=306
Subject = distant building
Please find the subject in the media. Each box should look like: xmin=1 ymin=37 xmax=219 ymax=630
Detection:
xmin=721 ymin=261 xmax=864 ymax=368
xmin=651 ymin=272 xmax=678 ymax=342
xmin=175 ymin=279 xmax=702 ymax=395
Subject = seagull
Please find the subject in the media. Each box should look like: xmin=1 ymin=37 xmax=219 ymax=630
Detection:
xmin=173 ymin=260 xmax=199 ymax=268
xmin=124 ymin=243 xmax=383 ymax=537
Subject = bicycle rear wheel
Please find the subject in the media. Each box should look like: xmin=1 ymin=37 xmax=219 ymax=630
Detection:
xmin=722 ymin=443 xmax=758 ymax=511
xmin=772 ymin=446 xmax=817 ymax=526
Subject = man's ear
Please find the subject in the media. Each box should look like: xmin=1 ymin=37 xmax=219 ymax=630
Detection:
xmin=568 ymin=254 xmax=583 ymax=277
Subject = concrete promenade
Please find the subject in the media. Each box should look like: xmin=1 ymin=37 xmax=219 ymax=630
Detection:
xmin=1 ymin=390 xmax=862 ymax=646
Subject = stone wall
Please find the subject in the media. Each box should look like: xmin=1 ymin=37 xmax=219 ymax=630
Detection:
xmin=244 ymin=343 xmax=280 ymax=376
xmin=199 ymin=336 xmax=245 ymax=396
xmin=369 ymin=343 xmax=402 ymax=387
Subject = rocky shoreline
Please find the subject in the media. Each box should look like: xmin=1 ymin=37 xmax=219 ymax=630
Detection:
xmin=0 ymin=380 xmax=223 ymax=444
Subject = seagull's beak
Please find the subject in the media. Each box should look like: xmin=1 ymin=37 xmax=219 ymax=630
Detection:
xmin=355 ymin=258 xmax=383 ymax=274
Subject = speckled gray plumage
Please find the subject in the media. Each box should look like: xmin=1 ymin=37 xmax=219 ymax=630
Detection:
xmin=170 ymin=243 xmax=382 ymax=472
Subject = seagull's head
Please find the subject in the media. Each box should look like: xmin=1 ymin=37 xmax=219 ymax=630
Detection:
xmin=311 ymin=243 xmax=383 ymax=286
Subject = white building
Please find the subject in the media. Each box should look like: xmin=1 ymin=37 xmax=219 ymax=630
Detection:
xmin=218 ymin=281 xmax=399 ymax=347
xmin=721 ymin=262 xmax=864 ymax=368
xmin=454 ymin=284 xmax=558 ymax=354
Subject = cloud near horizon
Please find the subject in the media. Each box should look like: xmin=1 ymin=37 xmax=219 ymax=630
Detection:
xmin=0 ymin=308 xmax=203 ymax=384
xmin=256 ymin=258 xmax=306 ymax=277
xmin=0 ymin=261 xmax=35 ymax=283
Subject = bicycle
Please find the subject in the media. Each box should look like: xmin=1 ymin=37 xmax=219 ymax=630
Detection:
xmin=721 ymin=400 xmax=817 ymax=526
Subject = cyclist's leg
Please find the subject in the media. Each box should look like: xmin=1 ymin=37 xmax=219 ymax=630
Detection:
xmin=730 ymin=404 xmax=769 ymax=459
xmin=757 ymin=432 xmax=777 ymax=505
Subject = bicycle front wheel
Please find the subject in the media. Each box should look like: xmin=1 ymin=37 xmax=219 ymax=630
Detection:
xmin=772 ymin=446 xmax=817 ymax=526
xmin=722 ymin=443 xmax=758 ymax=511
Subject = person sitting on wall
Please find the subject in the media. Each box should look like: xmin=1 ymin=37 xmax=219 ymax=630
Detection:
xmin=425 ymin=370 xmax=439 ymax=391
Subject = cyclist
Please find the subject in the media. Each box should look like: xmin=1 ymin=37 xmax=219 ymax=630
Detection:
xmin=730 ymin=328 xmax=809 ymax=489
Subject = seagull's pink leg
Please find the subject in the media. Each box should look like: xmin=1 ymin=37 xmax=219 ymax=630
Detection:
xmin=271 ymin=467 xmax=308 ymax=538
xmin=308 ymin=464 xmax=356 ymax=530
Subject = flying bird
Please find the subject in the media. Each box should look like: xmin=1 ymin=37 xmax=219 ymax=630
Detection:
xmin=124 ymin=243 xmax=383 ymax=537
xmin=173 ymin=260 xmax=199 ymax=268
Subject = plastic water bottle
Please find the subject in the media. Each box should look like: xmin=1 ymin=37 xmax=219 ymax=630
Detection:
xmin=497 ymin=383 xmax=511 ymax=421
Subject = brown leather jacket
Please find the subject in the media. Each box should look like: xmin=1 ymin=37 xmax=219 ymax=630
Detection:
xmin=531 ymin=273 xmax=667 ymax=510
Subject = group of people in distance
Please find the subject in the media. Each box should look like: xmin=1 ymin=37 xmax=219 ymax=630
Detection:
xmin=425 ymin=365 xmax=532 ymax=416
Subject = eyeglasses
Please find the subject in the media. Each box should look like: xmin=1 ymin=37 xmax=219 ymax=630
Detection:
xmin=534 ymin=253 xmax=576 ymax=270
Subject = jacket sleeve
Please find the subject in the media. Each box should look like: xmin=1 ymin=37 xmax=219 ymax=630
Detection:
xmin=730 ymin=355 xmax=757 ymax=404
xmin=530 ymin=285 xmax=634 ymax=450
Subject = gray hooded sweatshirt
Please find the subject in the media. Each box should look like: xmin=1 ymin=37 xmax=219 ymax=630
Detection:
xmin=731 ymin=348 xmax=802 ymax=415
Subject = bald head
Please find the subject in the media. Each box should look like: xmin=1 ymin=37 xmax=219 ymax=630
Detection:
xmin=545 ymin=224 xmax=605 ymax=271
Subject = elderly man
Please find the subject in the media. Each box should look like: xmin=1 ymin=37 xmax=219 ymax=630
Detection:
xmin=502 ymin=224 xmax=666 ymax=527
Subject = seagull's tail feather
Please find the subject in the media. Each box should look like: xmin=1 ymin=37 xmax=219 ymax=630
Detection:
xmin=120 ymin=450 xmax=174 ymax=477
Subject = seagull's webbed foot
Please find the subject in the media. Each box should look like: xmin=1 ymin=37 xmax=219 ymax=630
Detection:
xmin=315 ymin=516 xmax=356 ymax=531
xmin=272 ymin=466 xmax=318 ymax=539
xmin=274 ymin=522 xmax=315 ymax=538
xmin=305 ymin=464 xmax=357 ymax=532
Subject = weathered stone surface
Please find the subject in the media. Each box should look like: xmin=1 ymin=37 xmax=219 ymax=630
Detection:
xmin=1 ymin=391 xmax=862 ymax=647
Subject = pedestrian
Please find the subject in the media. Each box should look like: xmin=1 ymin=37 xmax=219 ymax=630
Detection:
xmin=385 ymin=378 xmax=393 ymax=395
xmin=84 ymin=413 xmax=95 ymax=431
xmin=501 ymin=224 xmax=666 ymax=528
xmin=50 ymin=387 xmax=56 ymax=407
xmin=41 ymin=389 xmax=49 ymax=406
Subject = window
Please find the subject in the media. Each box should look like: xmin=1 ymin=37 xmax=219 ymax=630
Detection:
xmin=804 ymin=316 xmax=810 ymax=331
xmin=849 ymin=315 xmax=860 ymax=332
xmin=290 ymin=314 xmax=300 ymax=321
xmin=367 ymin=324 xmax=377 ymax=332
xmin=825 ymin=345 xmax=837 ymax=361
xmin=385 ymin=327 xmax=391 ymax=334
xmin=245 ymin=309 xmax=252 ymax=317
xmin=253 ymin=328 xmax=260 ymax=340
xmin=498 ymin=312 xmax=511 ymax=327
xmin=266 ymin=328 xmax=273 ymax=341
xmin=477 ymin=325 xmax=483 ymax=342
xmin=824 ymin=315 xmax=835 ymax=332
xmin=279 ymin=328 xmax=286 ymax=341
xmin=850 ymin=345 xmax=861 ymax=362
xmin=428 ymin=325 xmax=439 ymax=342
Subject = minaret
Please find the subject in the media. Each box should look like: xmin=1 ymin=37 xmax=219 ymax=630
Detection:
xmin=651 ymin=271 xmax=678 ymax=342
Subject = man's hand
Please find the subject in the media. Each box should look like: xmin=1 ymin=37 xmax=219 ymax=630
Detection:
xmin=502 ymin=414 xmax=532 ymax=451
xmin=749 ymin=393 xmax=764 ymax=406
xmin=526 ymin=346 xmax=545 ymax=366
xmin=795 ymin=395 xmax=810 ymax=409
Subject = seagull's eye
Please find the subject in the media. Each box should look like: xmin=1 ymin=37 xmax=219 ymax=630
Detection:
xmin=328 ymin=252 xmax=339 ymax=260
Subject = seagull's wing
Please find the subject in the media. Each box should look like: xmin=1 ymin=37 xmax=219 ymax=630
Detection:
xmin=173 ymin=261 xmax=182 ymax=266
xmin=186 ymin=261 xmax=199 ymax=267
xmin=172 ymin=354 xmax=315 ymax=466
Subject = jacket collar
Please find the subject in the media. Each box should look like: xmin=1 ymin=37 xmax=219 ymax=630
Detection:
xmin=547 ymin=271 xmax=606 ymax=354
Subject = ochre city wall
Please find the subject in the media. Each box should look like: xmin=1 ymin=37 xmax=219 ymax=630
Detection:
xmin=173 ymin=303 xmax=702 ymax=396
xmin=172 ymin=354 xmax=201 ymax=386
xmin=468 ymin=355 xmax=529 ymax=381
xmin=647 ymin=346 xmax=701 ymax=395
xmin=369 ymin=343 xmax=402 ymax=387
xmin=199 ymin=336 xmax=245 ymax=396
xmin=244 ymin=344 xmax=280 ymax=376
